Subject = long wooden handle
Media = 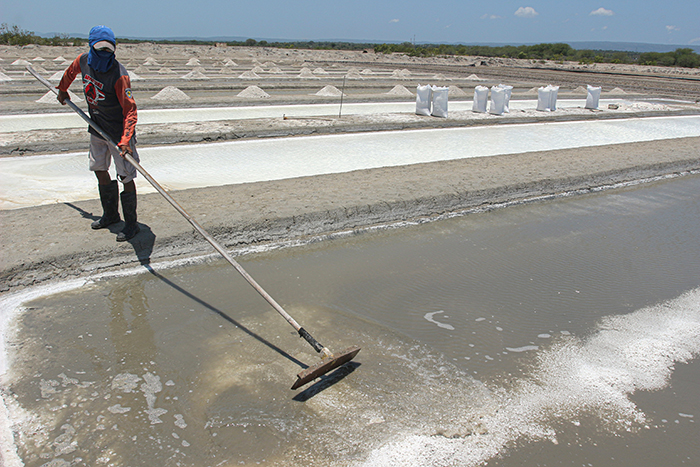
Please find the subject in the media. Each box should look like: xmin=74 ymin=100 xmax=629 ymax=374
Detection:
xmin=26 ymin=65 xmax=332 ymax=353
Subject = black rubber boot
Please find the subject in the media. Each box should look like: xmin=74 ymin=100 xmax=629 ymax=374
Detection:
xmin=91 ymin=180 xmax=121 ymax=229
xmin=117 ymin=190 xmax=140 ymax=242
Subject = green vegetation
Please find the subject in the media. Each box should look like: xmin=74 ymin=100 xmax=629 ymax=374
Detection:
xmin=2 ymin=23 xmax=698 ymax=69
xmin=0 ymin=23 xmax=80 ymax=46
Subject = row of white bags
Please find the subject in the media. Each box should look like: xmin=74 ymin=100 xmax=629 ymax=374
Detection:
xmin=416 ymin=85 xmax=449 ymax=118
xmin=472 ymin=85 xmax=513 ymax=115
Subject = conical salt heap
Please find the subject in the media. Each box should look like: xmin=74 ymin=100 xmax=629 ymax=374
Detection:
xmin=36 ymin=89 xmax=82 ymax=103
xmin=315 ymin=85 xmax=344 ymax=97
xmin=448 ymin=85 xmax=467 ymax=97
xmin=128 ymin=71 xmax=142 ymax=81
xmin=53 ymin=56 xmax=66 ymax=62
xmin=237 ymin=86 xmax=270 ymax=98
xmin=48 ymin=71 xmax=65 ymax=81
xmin=313 ymin=67 xmax=328 ymax=75
xmin=158 ymin=67 xmax=174 ymax=74
xmin=151 ymin=86 xmax=190 ymax=101
xmin=186 ymin=58 xmax=201 ymax=66
xmin=181 ymin=68 xmax=209 ymax=80
xmin=12 ymin=59 xmax=30 ymax=66
xmin=298 ymin=68 xmax=317 ymax=79
xmin=386 ymin=85 xmax=413 ymax=96
xmin=238 ymin=70 xmax=260 ymax=79
xmin=143 ymin=57 xmax=160 ymax=66
xmin=0 ymin=71 xmax=13 ymax=82
xmin=223 ymin=59 xmax=238 ymax=67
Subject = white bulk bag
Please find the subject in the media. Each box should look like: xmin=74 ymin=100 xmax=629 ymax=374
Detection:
xmin=500 ymin=84 xmax=513 ymax=113
xmin=536 ymin=86 xmax=551 ymax=111
xmin=489 ymin=86 xmax=506 ymax=115
xmin=548 ymin=85 xmax=559 ymax=111
xmin=585 ymin=85 xmax=602 ymax=109
xmin=472 ymin=86 xmax=488 ymax=113
xmin=416 ymin=84 xmax=432 ymax=116
xmin=431 ymin=85 xmax=449 ymax=118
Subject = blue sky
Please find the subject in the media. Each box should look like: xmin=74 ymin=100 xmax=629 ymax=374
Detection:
xmin=1 ymin=0 xmax=698 ymax=46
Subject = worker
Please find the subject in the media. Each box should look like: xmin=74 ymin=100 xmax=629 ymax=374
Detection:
xmin=57 ymin=25 xmax=140 ymax=242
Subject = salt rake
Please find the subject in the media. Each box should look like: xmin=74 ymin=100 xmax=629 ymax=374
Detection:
xmin=28 ymin=65 xmax=360 ymax=391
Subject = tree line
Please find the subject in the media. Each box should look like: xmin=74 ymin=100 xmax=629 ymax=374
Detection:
xmin=2 ymin=23 xmax=698 ymax=69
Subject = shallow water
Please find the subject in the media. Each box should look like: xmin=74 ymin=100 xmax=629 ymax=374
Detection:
xmin=2 ymin=174 xmax=700 ymax=466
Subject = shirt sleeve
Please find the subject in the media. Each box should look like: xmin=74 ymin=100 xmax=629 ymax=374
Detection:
xmin=57 ymin=56 xmax=82 ymax=92
xmin=114 ymin=74 xmax=138 ymax=147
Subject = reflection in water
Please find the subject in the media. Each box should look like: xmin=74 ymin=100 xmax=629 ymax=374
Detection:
xmin=3 ymin=174 xmax=700 ymax=466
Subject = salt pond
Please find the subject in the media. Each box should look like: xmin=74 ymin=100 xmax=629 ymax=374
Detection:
xmin=2 ymin=172 xmax=699 ymax=466
xmin=2 ymin=115 xmax=699 ymax=209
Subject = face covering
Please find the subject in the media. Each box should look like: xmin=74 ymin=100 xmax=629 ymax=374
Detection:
xmin=88 ymin=47 xmax=115 ymax=73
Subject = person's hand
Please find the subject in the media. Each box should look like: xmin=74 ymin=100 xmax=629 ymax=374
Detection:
xmin=119 ymin=144 xmax=132 ymax=158
xmin=57 ymin=89 xmax=69 ymax=105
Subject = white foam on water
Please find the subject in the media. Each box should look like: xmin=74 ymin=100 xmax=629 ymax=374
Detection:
xmin=357 ymin=287 xmax=700 ymax=466
xmin=423 ymin=311 xmax=455 ymax=330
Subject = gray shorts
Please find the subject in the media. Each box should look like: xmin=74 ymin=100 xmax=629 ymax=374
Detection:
xmin=88 ymin=134 xmax=140 ymax=184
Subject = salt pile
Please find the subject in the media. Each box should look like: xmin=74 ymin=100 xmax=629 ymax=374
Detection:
xmin=133 ymin=65 xmax=150 ymax=75
xmin=0 ymin=71 xmax=12 ymax=82
xmin=32 ymin=56 xmax=45 ymax=61
xmin=53 ymin=56 xmax=65 ymax=62
xmin=345 ymin=70 xmax=364 ymax=80
xmin=151 ymin=86 xmax=190 ymax=101
xmin=237 ymin=86 xmax=270 ymax=98
xmin=219 ymin=66 xmax=234 ymax=74
xmin=36 ymin=89 xmax=82 ymax=103
xmin=573 ymin=86 xmax=588 ymax=94
xmin=608 ymin=87 xmax=627 ymax=94
xmin=433 ymin=74 xmax=447 ymax=80
xmin=186 ymin=58 xmax=201 ymax=66
xmin=391 ymin=69 xmax=411 ymax=79
xmin=158 ymin=67 xmax=174 ymax=74
xmin=298 ymin=68 xmax=317 ymax=79
xmin=223 ymin=59 xmax=238 ymax=67
xmin=262 ymin=61 xmax=276 ymax=67
xmin=465 ymin=74 xmax=482 ymax=80
xmin=313 ymin=67 xmax=328 ymax=75
xmin=181 ymin=69 xmax=209 ymax=80
xmin=386 ymin=85 xmax=413 ymax=96
xmin=361 ymin=69 xmax=374 ymax=74
xmin=143 ymin=57 xmax=160 ymax=66
xmin=128 ymin=71 xmax=142 ymax=81
xmin=238 ymin=70 xmax=260 ymax=79
xmin=29 ymin=65 xmax=48 ymax=75
xmin=268 ymin=67 xmax=283 ymax=73
xmin=448 ymin=85 xmax=468 ymax=97
xmin=252 ymin=66 xmax=265 ymax=73
xmin=315 ymin=85 xmax=344 ymax=97
xmin=48 ymin=71 xmax=64 ymax=81
xmin=12 ymin=59 xmax=31 ymax=66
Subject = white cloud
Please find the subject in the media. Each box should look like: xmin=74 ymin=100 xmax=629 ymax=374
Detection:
xmin=515 ymin=6 xmax=539 ymax=18
xmin=690 ymin=37 xmax=700 ymax=44
xmin=389 ymin=19 xmax=399 ymax=24
xmin=666 ymin=25 xmax=680 ymax=33
xmin=481 ymin=14 xmax=502 ymax=20
xmin=590 ymin=7 xmax=614 ymax=16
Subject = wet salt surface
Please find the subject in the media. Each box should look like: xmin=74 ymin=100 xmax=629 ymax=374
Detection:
xmin=0 ymin=99 xmax=606 ymax=133
xmin=2 ymin=174 xmax=700 ymax=466
xmin=1 ymin=114 xmax=700 ymax=209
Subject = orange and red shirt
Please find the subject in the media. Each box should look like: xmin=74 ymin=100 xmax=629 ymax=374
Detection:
xmin=58 ymin=53 xmax=137 ymax=147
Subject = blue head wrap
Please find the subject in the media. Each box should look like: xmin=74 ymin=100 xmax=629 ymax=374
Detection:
xmin=87 ymin=25 xmax=116 ymax=73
